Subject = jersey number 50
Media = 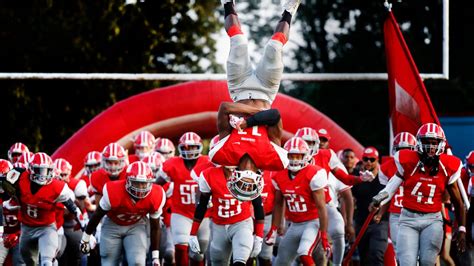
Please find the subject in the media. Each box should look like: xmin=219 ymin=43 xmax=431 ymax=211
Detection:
xmin=180 ymin=184 xmax=198 ymax=205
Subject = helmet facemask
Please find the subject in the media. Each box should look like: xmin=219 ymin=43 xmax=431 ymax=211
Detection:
xmin=135 ymin=145 xmax=152 ymax=161
xmin=227 ymin=169 xmax=263 ymax=202
xmin=102 ymin=158 xmax=126 ymax=177
xmin=287 ymin=152 xmax=310 ymax=172
xmin=126 ymin=178 xmax=153 ymax=199
xmin=417 ymin=138 xmax=445 ymax=167
xmin=30 ymin=165 xmax=54 ymax=185
xmin=178 ymin=144 xmax=202 ymax=160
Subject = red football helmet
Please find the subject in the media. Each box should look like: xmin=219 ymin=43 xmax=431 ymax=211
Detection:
xmin=393 ymin=132 xmax=417 ymax=153
xmin=284 ymin=137 xmax=311 ymax=172
xmin=29 ymin=153 xmax=54 ymax=185
xmin=209 ymin=135 xmax=220 ymax=151
xmin=154 ymin=138 xmax=176 ymax=160
xmin=133 ymin=130 xmax=156 ymax=160
xmin=466 ymin=151 xmax=474 ymax=177
xmin=178 ymin=132 xmax=203 ymax=160
xmin=125 ymin=161 xmax=154 ymax=199
xmin=17 ymin=151 xmax=34 ymax=166
xmin=8 ymin=142 xmax=29 ymax=163
xmin=295 ymin=127 xmax=320 ymax=156
xmin=53 ymin=158 xmax=72 ymax=182
xmin=84 ymin=151 xmax=102 ymax=174
xmin=416 ymin=123 xmax=446 ymax=156
xmin=101 ymin=143 xmax=128 ymax=176
xmin=0 ymin=159 xmax=13 ymax=176
xmin=142 ymin=152 xmax=166 ymax=179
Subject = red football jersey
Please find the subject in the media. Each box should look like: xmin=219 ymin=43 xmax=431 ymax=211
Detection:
xmin=102 ymin=180 xmax=166 ymax=226
xmin=90 ymin=168 xmax=127 ymax=195
xmin=190 ymin=160 xmax=215 ymax=181
xmin=380 ymin=157 xmax=404 ymax=214
xmin=199 ymin=167 xmax=252 ymax=225
xmin=162 ymin=156 xmax=210 ymax=219
xmin=395 ymin=150 xmax=462 ymax=213
xmin=18 ymin=172 xmax=69 ymax=227
xmin=261 ymin=171 xmax=275 ymax=215
xmin=128 ymin=154 xmax=140 ymax=164
xmin=272 ymin=165 xmax=328 ymax=223
xmin=3 ymin=199 xmax=21 ymax=234
xmin=209 ymin=126 xmax=288 ymax=171
xmin=161 ymin=182 xmax=173 ymax=227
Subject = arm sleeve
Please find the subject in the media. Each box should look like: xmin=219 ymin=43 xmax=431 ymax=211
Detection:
xmin=378 ymin=169 xmax=389 ymax=186
xmin=332 ymin=168 xmax=362 ymax=186
xmin=329 ymin=150 xmax=346 ymax=171
xmin=394 ymin=151 xmax=405 ymax=176
xmin=378 ymin=175 xmax=403 ymax=206
xmin=310 ymin=169 xmax=328 ymax=191
xmin=198 ymin=173 xmax=211 ymax=193
xmin=251 ymin=196 xmax=265 ymax=221
xmin=55 ymin=184 xmax=75 ymax=203
xmin=99 ymin=184 xmax=112 ymax=211
xmin=245 ymin=109 xmax=281 ymax=127
xmin=150 ymin=187 xmax=167 ymax=219
xmin=193 ymin=193 xmax=211 ymax=221
xmin=74 ymin=180 xmax=89 ymax=198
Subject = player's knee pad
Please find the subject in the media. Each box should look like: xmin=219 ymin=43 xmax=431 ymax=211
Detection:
xmin=263 ymin=40 xmax=283 ymax=63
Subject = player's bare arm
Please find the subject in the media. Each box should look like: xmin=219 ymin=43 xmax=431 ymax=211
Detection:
xmin=447 ymin=180 xmax=467 ymax=252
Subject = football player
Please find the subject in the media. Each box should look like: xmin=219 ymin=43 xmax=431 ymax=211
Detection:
xmin=7 ymin=142 xmax=29 ymax=164
xmin=190 ymin=155 xmax=265 ymax=266
xmin=154 ymin=138 xmax=176 ymax=160
xmin=80 ymin=161 xmax=166 ymax=266
xmin=265 ymin=137 xmax=330 ymax=266
xmin=2 ymin=153 xmax=86 ymax=266
xmin=372 ymin=123 xmax=467 ymax=266
xmin=377 ymin=132 xmax=417 ymax=252
xmin=129 ymin=130 xmax=156 ymax=163
xmin=160 ymin=132 xmax=211 ymax=266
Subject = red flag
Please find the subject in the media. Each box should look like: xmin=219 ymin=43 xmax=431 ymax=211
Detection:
xmin=385 ymin=11 xmax=440 ymax=136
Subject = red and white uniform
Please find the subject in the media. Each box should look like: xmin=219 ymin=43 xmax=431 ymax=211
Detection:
xmin=100 ymin=180 xmax=166 ymax=226
xmin=395 ymin=150 xmax=462 ymax=213
xmin=272 ymin=165 xmax=328 ymax=223
xmin=272 ymin=165 xmax=328 ymax=265
xmin=262 ymin=171 xmax=275 ymax=215
xmin=380 ymin=157 xmax=404 ymax=214
xmin=17 ymin=172 xmax=72 ymax=227
xmin=90 ymin=168 xmax=127 ymax=195
xmin=162 ymin=156 xmax=210 ymax=219
xmin=199 ymin=167 xmax=252 ymax=225
xmin=190 ymin=160 xmax=215 ymax=182
xmin=209 ymin=126 xmax=288 ymax=171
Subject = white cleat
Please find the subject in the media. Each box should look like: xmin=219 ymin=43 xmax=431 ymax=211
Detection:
xmin=282 ymin=0 xmax=301 ymax=16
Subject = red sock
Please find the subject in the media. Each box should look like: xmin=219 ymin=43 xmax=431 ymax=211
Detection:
xmin=175 ymin=244 xmax=189 ymax=266
xmin=299 ymin=255 xmax=315 ymax=266
xmin=271 ymin=32 xmax=287 ymax=45
xmin=227 ymin=25 xmax=243 ymax=37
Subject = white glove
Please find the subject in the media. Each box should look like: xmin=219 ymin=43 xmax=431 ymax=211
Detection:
xmin=250 ymin=236 xmax=263 ymax=258
xmin=264 ymin=226 xmax=278 ymax=245
xmin=152 ymin=250 xmax=160 ymax=266
xmin=359 ymin=170 xmax=375 ymax=182
xmin=80 ymin=233 xmax=92 ymax=254
xmin=229 ymin=114 xmax=244 ymax=131
xmin=75 ymin=208 xmax=89 ymax=231
xmin=188 ymin=235 xmax=201 ymax=254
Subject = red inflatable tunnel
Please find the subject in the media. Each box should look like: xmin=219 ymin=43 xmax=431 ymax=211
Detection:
xmin=52 ymin=81 xmax=364 ymax=177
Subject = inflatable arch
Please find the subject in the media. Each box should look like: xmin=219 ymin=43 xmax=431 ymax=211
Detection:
xmin=52 ymin=81 xmax=364 ymax=177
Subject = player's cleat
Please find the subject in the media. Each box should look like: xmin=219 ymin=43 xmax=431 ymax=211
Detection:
xmin=282 ymin=0 xmax=301 ymax=16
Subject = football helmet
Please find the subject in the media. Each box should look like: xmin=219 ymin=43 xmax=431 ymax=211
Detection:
xmin=84 ymin=151 xmax=102 ymax=174
xmin=465 ymin=151 xmax=474 ymax=177
xmin=393 ymin=132 xmax=417 ymax=153
xmin=125 ymin=161 xmax=154 ymax=199
xmin=178 ymin=132 xmax=203 ymax=160
xmin=227 ymin=169 xmax=264 ymax=202
xmin=53 ymin=158 xmax=72 ymax=182
xmin=101 ymin=143 xmax=127 ymax=177
xmin=0 ymin=159 xmax=13 ymax=176
xmin=8 ymin=142 xmax=29 ymax=163
xmin=154 ymin=138 xmax=176 ymax=160
xmin=416 ymin=123 xmax=446 ymax=157
xmin=295 ymin=127 xmax=320 ymax=156
xmin=133 ymin=130 xmax=156 ymax=160
xmin=284 ymin=137 xmax=311 ymax=172
xmin=29 ymin=153 xmax=54 ymax=185
xmin=142 ymin=152 xmax=166 ymax=179
xmin=17 ymin=151 xmax=34 ymax=166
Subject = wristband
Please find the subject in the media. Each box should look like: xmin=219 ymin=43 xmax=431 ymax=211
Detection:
xmin=190 ymin=221 xmax=201 ymax=235
xmin=254 ymin=222 xmax=265 ymax=238
xmin=81 ymin=233 xmax=91 ymax=242
xmin=458 ymin=226 xmax=466 ymax=233
xmin=152 ymin=250 xmax=160 ymax=259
